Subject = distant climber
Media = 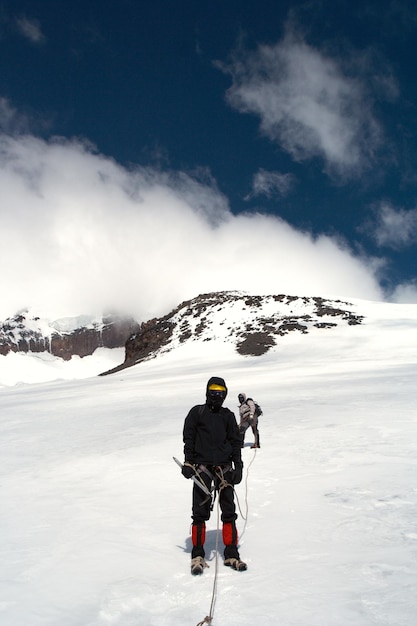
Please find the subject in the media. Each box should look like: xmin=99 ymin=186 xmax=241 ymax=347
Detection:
xmin=238 ymin=393 xmax=261 ymax=449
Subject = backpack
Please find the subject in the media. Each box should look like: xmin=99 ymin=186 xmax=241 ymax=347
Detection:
xmin=247 ymin=398 xmax=263 ymax=417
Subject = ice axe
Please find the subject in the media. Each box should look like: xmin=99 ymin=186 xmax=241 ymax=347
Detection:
xmin=173 ymin=457 xmax=211 ymax=496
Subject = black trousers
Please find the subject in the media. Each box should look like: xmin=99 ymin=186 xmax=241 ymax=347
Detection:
xmin=191 ymin=465 xmax=240 ymax=560
xmin=191 ymin=465 xmax=237 ymax=524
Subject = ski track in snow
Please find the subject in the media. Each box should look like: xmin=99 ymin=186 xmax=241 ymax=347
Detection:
xmin=0 ymin=299 xmax=416 ymax=625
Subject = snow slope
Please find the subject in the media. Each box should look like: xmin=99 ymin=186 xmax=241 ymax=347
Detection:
xmin=0 ymin=297 xmax=416 ymax=626
xmin=0 ymin=347 xmax=125 ymax=387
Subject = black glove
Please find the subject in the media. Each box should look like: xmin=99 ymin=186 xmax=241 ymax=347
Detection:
xmin=230 ymin=463 xmax=243 ymax=485
xmin=181 ymin=463 xmax=195 ymax=479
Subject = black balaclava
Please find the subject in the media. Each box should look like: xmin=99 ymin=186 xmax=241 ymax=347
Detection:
xmin=206 ymin=376 xmax=228 ymax=412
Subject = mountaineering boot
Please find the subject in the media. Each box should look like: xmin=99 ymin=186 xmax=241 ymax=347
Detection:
xmin=223 ymin=522 xmax=247 ymax=571
xmin=191 ymin=556 xmax=208 ymax=575
xmin=190 ymin=521 xmax=207 ymax=573
xmin=224 ymin=557 xmax=247 ymax=571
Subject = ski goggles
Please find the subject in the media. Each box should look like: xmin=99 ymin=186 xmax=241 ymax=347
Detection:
xmin=207 ymin=383 xmax=227 ymax=399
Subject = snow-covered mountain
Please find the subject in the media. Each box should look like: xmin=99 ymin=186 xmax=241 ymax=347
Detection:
xmin=1 ymin=291 xmax=366 ymax=385
xmin=0 ymin=311 xmax=138 ymax=386
xmin=0 ymin=292 xmax=416 ymax=625
xmin=0 ymin=311 xmax=139 ymax=360
xmin=104 ymin=291 xmax=365 ymax=374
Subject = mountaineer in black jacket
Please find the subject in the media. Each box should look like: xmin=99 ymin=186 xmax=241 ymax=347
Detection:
xmin=181 ymin=376 xmax=246 ymax=575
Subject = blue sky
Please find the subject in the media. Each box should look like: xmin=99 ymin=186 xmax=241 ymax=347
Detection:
xmin=1 ymin=0 xmax=417 ymax=319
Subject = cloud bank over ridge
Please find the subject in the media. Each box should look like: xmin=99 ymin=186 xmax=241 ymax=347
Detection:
xmin=0 ymin=130 xmax=388 ymax=321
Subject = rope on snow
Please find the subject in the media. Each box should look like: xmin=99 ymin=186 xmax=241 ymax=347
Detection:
xmin=194 ymin=485 xmax=221 ymax=625
xmin=236 ymin=447 xmax=257 ymax=540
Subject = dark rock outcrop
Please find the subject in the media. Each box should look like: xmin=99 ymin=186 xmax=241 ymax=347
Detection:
xmin=1 ymin=292 xmax=365 ymax=373
xmin=0 ymin=313 xmax=140 ymax=360
xmin=101 ymin=291 xmax=364 ymax=375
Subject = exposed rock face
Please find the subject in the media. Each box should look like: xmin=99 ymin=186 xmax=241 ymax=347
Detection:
xmin=101 ymin=291 xmax=364 ymax=375
xmin=124 ymin=316 xmax=174 ymax=364
xmin=1 ymin=292 xmax=365 ymax=371
xmin=0 ymin=313 xmax=140 ymax=361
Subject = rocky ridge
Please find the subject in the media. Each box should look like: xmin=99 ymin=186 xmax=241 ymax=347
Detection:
xmin=0 ymin=312 xmax=140 ymax=361
xmin=1 ymin=293 xmax=365 ymax=371
xmin=101 ymin=291 xmax=364 ymax=375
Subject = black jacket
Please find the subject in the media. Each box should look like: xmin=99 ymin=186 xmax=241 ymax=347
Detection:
xmin=183 ymin=403 xmax=242 ymax=467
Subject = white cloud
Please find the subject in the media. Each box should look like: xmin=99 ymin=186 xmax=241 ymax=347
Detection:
xmin=0 ymin=131 xmax=385 ymax=321
xmin=219 ymin=31 xmax=387 ymax=179
xmin=0 ymin=98 xmax=31 ymax=134
xmin=370 ymin=203 xmax=417 ymax=249
xmin=15 ymin=16 xmax=45 ymax=44
xmin=390 ymin=281 xmax=417 ymax=304
xmin=246 ymin=168 xmax=294 ymax=200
